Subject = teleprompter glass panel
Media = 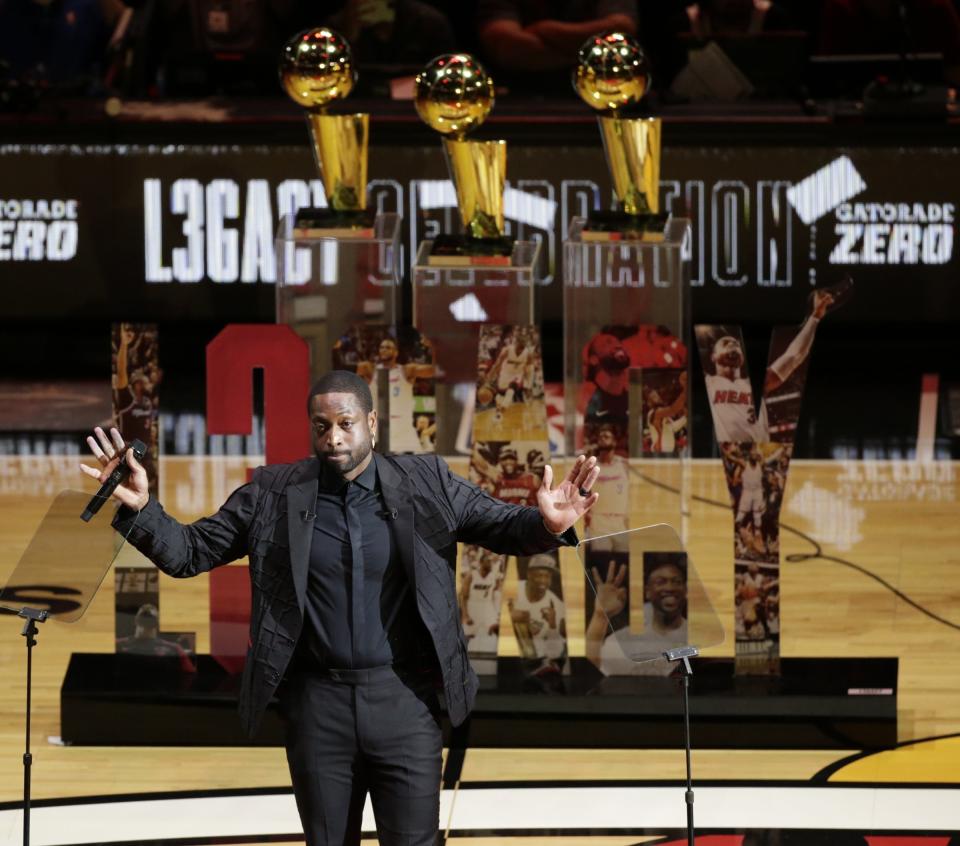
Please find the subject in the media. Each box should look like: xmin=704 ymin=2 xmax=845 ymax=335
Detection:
xmin=0 ymin=490 xmax=140 ymax=623
xmin=580 ymin=523 xmax=723 ymax=675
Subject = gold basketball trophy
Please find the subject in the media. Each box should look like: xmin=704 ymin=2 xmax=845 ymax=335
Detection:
xmin=574 ymin=32 xmax=668 ymax=242
xmin=414 ymin=54 xmax=512 ymax=265
xmin=280 ymin=27 xmax=373 ymax=236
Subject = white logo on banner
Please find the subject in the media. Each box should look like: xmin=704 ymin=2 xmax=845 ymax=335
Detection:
xmin=139 ymin=163 xmax=955 ymax=287
xmin=143 ymin=178 xmax=327 ymax=284
xmin=449 ymin=293 xmax=488 ymax=322
xmin=786 ymin=155 xmax=866 ymax=225
xmin=787 ymin=155 xmax=954 ymax=266
xmin=0 ymin=198 xmax=79 ymax=261
xmin=829 ymin=201 xmax=955 ymax=265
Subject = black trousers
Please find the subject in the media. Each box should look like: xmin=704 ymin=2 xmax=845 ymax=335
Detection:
xmin=279 ymin=665 xmax=443 ymax=846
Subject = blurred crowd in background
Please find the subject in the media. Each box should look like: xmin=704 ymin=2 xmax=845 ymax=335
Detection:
xmin=0 ymin=0 xmax=958 ymax=106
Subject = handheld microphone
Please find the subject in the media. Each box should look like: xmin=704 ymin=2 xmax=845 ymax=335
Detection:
xmin=81 ymin=439 xmax=147 ymax=522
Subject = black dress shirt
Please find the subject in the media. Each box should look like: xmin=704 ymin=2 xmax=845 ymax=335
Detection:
xmin=299 ymin=458 xmax=427 ymax=670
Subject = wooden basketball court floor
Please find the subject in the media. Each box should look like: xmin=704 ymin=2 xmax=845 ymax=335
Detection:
xmin=0 ymin=455 xmax=958 ymax=845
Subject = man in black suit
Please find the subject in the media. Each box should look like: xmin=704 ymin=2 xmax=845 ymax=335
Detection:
xmin=82 ymin=369 xmax=600 ymax=846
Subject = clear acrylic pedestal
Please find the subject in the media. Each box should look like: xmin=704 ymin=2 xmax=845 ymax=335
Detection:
xmin=412 ymin=239 xmax=541 ymax=453
xmin=275 ymin=212 xmax=401 ymax=378
xmin=564 ymin=216 xmax=691 ymax=532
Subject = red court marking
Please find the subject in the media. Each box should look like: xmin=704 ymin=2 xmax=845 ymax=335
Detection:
xmin=206 ymin=324 xmax=311 ymax=667
xmin=867 ymin=838 xmax=951 ymax=846
xmin=656 ymin=836 xmax=744 ymax=846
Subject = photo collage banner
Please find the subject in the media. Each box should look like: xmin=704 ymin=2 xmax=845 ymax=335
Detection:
xmin=461 ymin=325 xmax=567 ymax=676
xmin=111 ymin=323 xmax=195 ymax=665
xmin=111 ymin=323 xmax=160 ymax=494
xmin=695 ymin=278 xmax=851 ymax=674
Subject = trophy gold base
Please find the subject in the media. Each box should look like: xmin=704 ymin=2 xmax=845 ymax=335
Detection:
xmin=293 ymin=208 xmax=376 ymax=239
xmin=583 ymin=210 xmax=670 ymax=243
xmin=426 ymin=234 xmax=514 ymax=267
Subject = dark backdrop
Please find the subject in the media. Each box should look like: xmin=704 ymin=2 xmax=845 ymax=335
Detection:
xmin=1 ymin=127 xmax=956 ymax=457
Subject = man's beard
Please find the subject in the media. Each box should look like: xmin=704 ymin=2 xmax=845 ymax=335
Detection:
xmin=317 ymin=442 xmax=371 ymax=476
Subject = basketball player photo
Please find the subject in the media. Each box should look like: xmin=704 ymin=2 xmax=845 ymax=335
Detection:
xmin=509 ymin=553 xmax=567 ymax=673
xmin=582 ymin=422 xmax=630 ymax=552
xmin=734 ymin=560 xmax=780 ymax=673
xmin=459 ymin=545 xmax=506 ymax=658
xmin=579 ymin=330 xmax=632 ymax=428
xmin=469 ymin=441 xmax=544 ymax=506
xmin=722 ymin=442 xmax=792 ymax=565
xmin=695 ymin=285 xmax=839 ymax=446
xmin=474 ymin=325 xmax=547 ymax=443
xmin=640 ymin=368 xmax=688 ymax=455
xmin=112 ymin=323 xmax=160 ymax=493
xmin=333 ymin=324 xmax=436 ymax=453
xmin=577 ymin=324 xmax=686 ymax=450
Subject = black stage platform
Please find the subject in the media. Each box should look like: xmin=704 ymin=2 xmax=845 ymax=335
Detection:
xmin=61 ymin=654 xmax=897 ymax=750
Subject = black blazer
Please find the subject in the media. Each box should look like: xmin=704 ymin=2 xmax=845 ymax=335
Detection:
xmin=114 ymin=452 xmax=576 ymax=737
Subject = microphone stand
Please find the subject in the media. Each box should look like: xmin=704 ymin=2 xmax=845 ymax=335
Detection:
xmin=664 ymin=645 xmax=699 ymax=846
xmin=1 ymin=488 xmax=135 ymax=846
xmin=17 ymin=607 xmax=48 ymax=846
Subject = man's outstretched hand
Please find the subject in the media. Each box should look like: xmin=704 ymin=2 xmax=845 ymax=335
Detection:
xmin=537 ymin=454 xmax=600 ymax=535
xmin=79 ymin=426 xmax=150 ymax=512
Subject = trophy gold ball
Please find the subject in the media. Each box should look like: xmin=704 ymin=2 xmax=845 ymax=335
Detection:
xmin=414 ymin=54 xmax=494 ymax=137
xmin=574 ymin=31 xmax=650 ymax=112
xmin=280 ymin=27 xmax=355 ymax=110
